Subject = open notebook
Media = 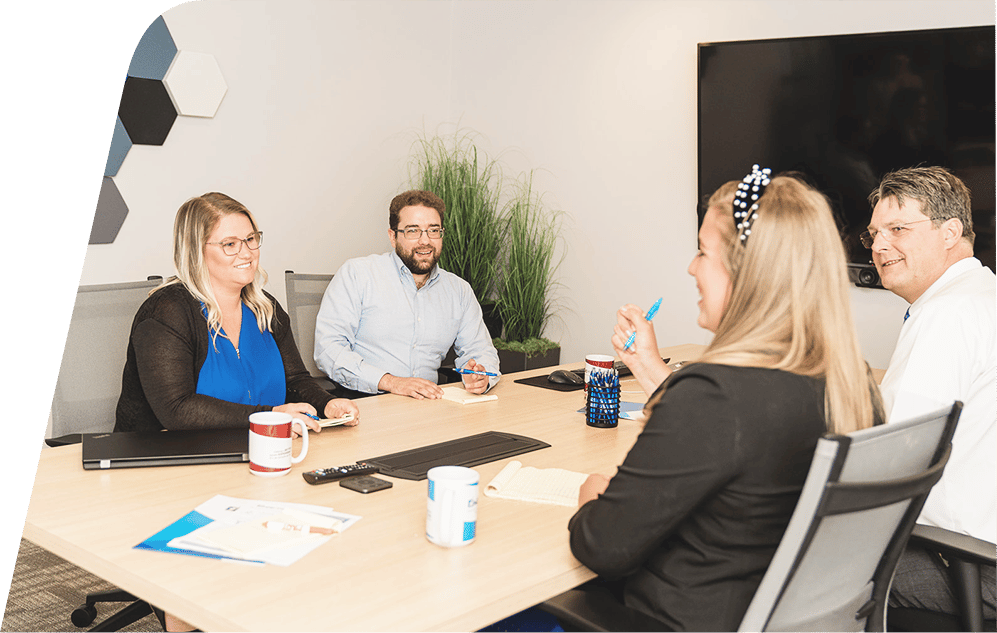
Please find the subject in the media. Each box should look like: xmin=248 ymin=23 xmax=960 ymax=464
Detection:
xmin=484 ymin=460 xmax=588 ymax=507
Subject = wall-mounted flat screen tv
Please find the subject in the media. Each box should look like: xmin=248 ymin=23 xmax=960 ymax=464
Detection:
xmin=698 ymin=26 xmax=995 ymax=282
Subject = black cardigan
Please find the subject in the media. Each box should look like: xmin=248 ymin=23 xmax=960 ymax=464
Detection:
xmin=568 ymin=363 xmax=829 ymax=631
xmin=114 ymin=283 xmax=333 ymax=432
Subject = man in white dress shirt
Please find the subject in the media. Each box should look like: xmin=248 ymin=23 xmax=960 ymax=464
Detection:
xmin=865 ymin=166 xmax=995 ymax=619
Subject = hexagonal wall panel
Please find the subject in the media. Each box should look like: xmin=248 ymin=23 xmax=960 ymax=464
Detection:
xmin=90 ymin=177 xmax=129 ymax=244
xmin=164 ymin=51 xmax=228 ymax=117
xmin=127 ymin=15 xmax=177 ymax=80
xmin=104 ymin=117 xmax=132 ymax=177
xmin=118 ymin=76 xmax=177 ymax=145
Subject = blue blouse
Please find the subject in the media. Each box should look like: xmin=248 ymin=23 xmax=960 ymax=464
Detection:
xmin=195 ymin=302 xmax=286 ymax=406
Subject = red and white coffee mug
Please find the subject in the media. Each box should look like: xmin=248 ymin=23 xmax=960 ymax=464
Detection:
xmin=584 ymin=354 xmax=615 ymax=390
xmin=248 ymin=411 xmax=309 ymax=477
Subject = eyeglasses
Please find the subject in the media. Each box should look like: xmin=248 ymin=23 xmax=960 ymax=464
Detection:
xmin=395 ymin=227 xmax=444 ymax=240
xmin=207 ymin=231 xmax=263 ymax=255
xmin=859 ymin=219 xmax=932 ymax=249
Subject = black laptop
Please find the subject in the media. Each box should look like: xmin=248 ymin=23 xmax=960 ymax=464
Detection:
xmin=82 ymin=428 xmax=249 ymax=470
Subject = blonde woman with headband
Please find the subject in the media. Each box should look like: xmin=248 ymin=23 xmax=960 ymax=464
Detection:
xmin=566 ymin=167 xmax=884 ymax=631
xmin=115 ymin=192 xmax=359 ymax=434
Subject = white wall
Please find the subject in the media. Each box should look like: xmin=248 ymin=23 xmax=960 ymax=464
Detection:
xmin=79 ymin=0 xmax=991 ymax=371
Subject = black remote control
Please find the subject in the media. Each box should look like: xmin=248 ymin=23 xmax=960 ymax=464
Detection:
xmin=303 ymin=463 xmax=379 ymax=485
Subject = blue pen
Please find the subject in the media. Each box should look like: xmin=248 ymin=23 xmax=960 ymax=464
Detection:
xmin=455 ymin=367 xmax=499 ymax=377
xmin=623 ymin=297 xmax=663 ymax=351
xmin=301 ymin=412 xmax=321 ymax=421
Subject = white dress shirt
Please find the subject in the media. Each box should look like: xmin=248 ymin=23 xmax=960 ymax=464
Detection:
xmin=880 ymin=257 xmax=996 ymax=543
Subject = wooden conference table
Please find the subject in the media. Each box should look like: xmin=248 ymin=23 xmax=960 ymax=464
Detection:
xmin=23 ymin=344 xmax=703 ymax=632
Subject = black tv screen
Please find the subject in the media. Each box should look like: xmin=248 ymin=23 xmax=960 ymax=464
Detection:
xmin=698 ymin=26 xmax=995 ymax=275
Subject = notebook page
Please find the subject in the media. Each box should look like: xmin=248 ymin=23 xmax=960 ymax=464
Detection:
xmin=484 ymin=460 xmax=588 ymax=507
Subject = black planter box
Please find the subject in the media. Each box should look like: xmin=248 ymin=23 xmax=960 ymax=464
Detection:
xmin=497 ymin=346 xmax=561 ymax=375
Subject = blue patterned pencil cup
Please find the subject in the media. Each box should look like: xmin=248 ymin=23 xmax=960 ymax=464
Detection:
xmin=586 ymin=369 xmax=620 ymax=428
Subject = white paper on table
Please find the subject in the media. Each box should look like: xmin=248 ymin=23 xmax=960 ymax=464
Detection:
xmin=166 ymin=495 xmax=360 ymax=566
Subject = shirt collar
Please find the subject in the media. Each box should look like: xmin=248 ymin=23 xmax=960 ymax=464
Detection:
xmin=908 ymin=256 xmax=981 ymax=314
xmin=389 ymin=250 xmax=440 ymax=288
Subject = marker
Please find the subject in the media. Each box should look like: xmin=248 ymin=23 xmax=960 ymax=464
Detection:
xmin=455 ymin=367 xmax=499 ymax=377
xmin=623 ymin=297 xmax=663 ymax=351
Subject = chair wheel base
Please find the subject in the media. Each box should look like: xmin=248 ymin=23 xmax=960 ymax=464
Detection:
xmin=71 ymin=603 xmax=97 ymax=627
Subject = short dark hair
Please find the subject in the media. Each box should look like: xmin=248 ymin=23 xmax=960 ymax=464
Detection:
xmin=869 ymin=166 xmax=975 ymax=245
xmin=389 ymin=190 xmax=446 ymax=230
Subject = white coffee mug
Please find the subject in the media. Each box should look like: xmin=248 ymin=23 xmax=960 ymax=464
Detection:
xmin=248 ymin=411 xmax=309 ymax=477
xmin=426 ymin=466 xmax=479 ymax=547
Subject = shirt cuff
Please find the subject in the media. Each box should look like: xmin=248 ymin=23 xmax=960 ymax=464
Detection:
xmin=358 ymin=362 xmax=389 ymax=394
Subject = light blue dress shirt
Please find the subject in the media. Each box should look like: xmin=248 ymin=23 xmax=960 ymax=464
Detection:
xmin=314 ymin=251 xmax=500 ymax=394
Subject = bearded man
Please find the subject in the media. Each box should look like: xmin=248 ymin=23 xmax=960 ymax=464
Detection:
xmin=314 ymin=189 xmax=499 ymax=398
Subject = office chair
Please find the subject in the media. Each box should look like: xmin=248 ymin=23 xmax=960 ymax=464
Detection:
xmin=284 ymin=270 xmax=335 ymax=385
xmin=539 ymin=402 xmax=962 ymax=632
xmin=886 ymin=524 xmax=996 ymax=632
xmin=48 ymin=277 xmax=163 ymax=631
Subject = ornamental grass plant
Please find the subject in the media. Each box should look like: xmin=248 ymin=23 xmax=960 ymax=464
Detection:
xmin=495 ymin=172 xmax=563 ymax=345
xmin=408 ymin=130 xmax=563 ymax=354
xmin=411 ymin=131 xmax=504 ymax=305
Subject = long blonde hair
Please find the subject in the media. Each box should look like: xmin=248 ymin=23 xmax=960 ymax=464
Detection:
xmin=692 ymin=174 xmax=882 ymax=434
xmin=157 ymin=192 xmax=274 ymax=345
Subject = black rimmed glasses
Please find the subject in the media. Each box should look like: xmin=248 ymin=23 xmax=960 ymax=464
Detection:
xmin=395 ymin=227 xmax=444 ymax=240
xmin=859 ymin=219 xmax=932 ymax=249
xmin=207 ymin=231 xmax=264 ymax=255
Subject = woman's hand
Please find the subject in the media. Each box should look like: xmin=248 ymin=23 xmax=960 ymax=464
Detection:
xmin=578 ymin=474 xmax=611 ymax=506
xmin=324 ymin=398 xmax=360 ymax=426
xmin=612 ymin=303 xmax=671 ymax=396
xmin=273 ymin=402 xmax=321 ymax=434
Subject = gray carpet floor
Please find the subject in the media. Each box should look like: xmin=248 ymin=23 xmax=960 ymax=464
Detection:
xmin=2 ymin=538 xmax=162 ymax=632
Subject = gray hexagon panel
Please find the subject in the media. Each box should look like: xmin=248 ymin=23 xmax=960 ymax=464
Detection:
xmin=90 ymin=177 xmax=129 ymax=244
xmin=128 ymin=15 xmax=177 ymax=80
xmin=164 ymin=50 xmax=228 ymax=117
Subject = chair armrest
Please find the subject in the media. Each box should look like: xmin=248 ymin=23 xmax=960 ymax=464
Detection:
xmin=908 ymin=524 xmax=995 ymax=567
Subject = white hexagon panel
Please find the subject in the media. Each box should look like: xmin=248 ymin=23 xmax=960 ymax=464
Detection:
xmin=164 ymin=51 xmax=227 ymax=117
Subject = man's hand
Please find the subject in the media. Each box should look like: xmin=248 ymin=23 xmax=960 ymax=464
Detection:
xmin=378 ymin=373 xmax=444 ymax=399
xmin=460 ymin=358 xmax=490 ymax=394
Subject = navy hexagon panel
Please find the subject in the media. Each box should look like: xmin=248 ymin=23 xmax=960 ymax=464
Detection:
xmin=94 ymin=15 xmax=227 ymax=244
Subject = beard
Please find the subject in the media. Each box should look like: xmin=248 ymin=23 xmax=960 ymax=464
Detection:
xmin=396 ymin=242 xmax=440 ymax=276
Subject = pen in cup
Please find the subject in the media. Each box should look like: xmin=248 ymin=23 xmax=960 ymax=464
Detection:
xmin=623 ymin=297 xmax=663 ymax=351
xmin=454 ymin=367 xmax=499 ymax=377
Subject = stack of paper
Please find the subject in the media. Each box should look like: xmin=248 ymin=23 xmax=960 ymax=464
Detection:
xmin=136 ymin=495 xmax=361 ymax=566
xmin=484 ymin=460 xmax=588 ymax=507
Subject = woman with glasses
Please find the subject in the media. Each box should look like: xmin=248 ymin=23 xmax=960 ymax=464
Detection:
xmin=114 ymin=192 xmax=359 ymax=434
